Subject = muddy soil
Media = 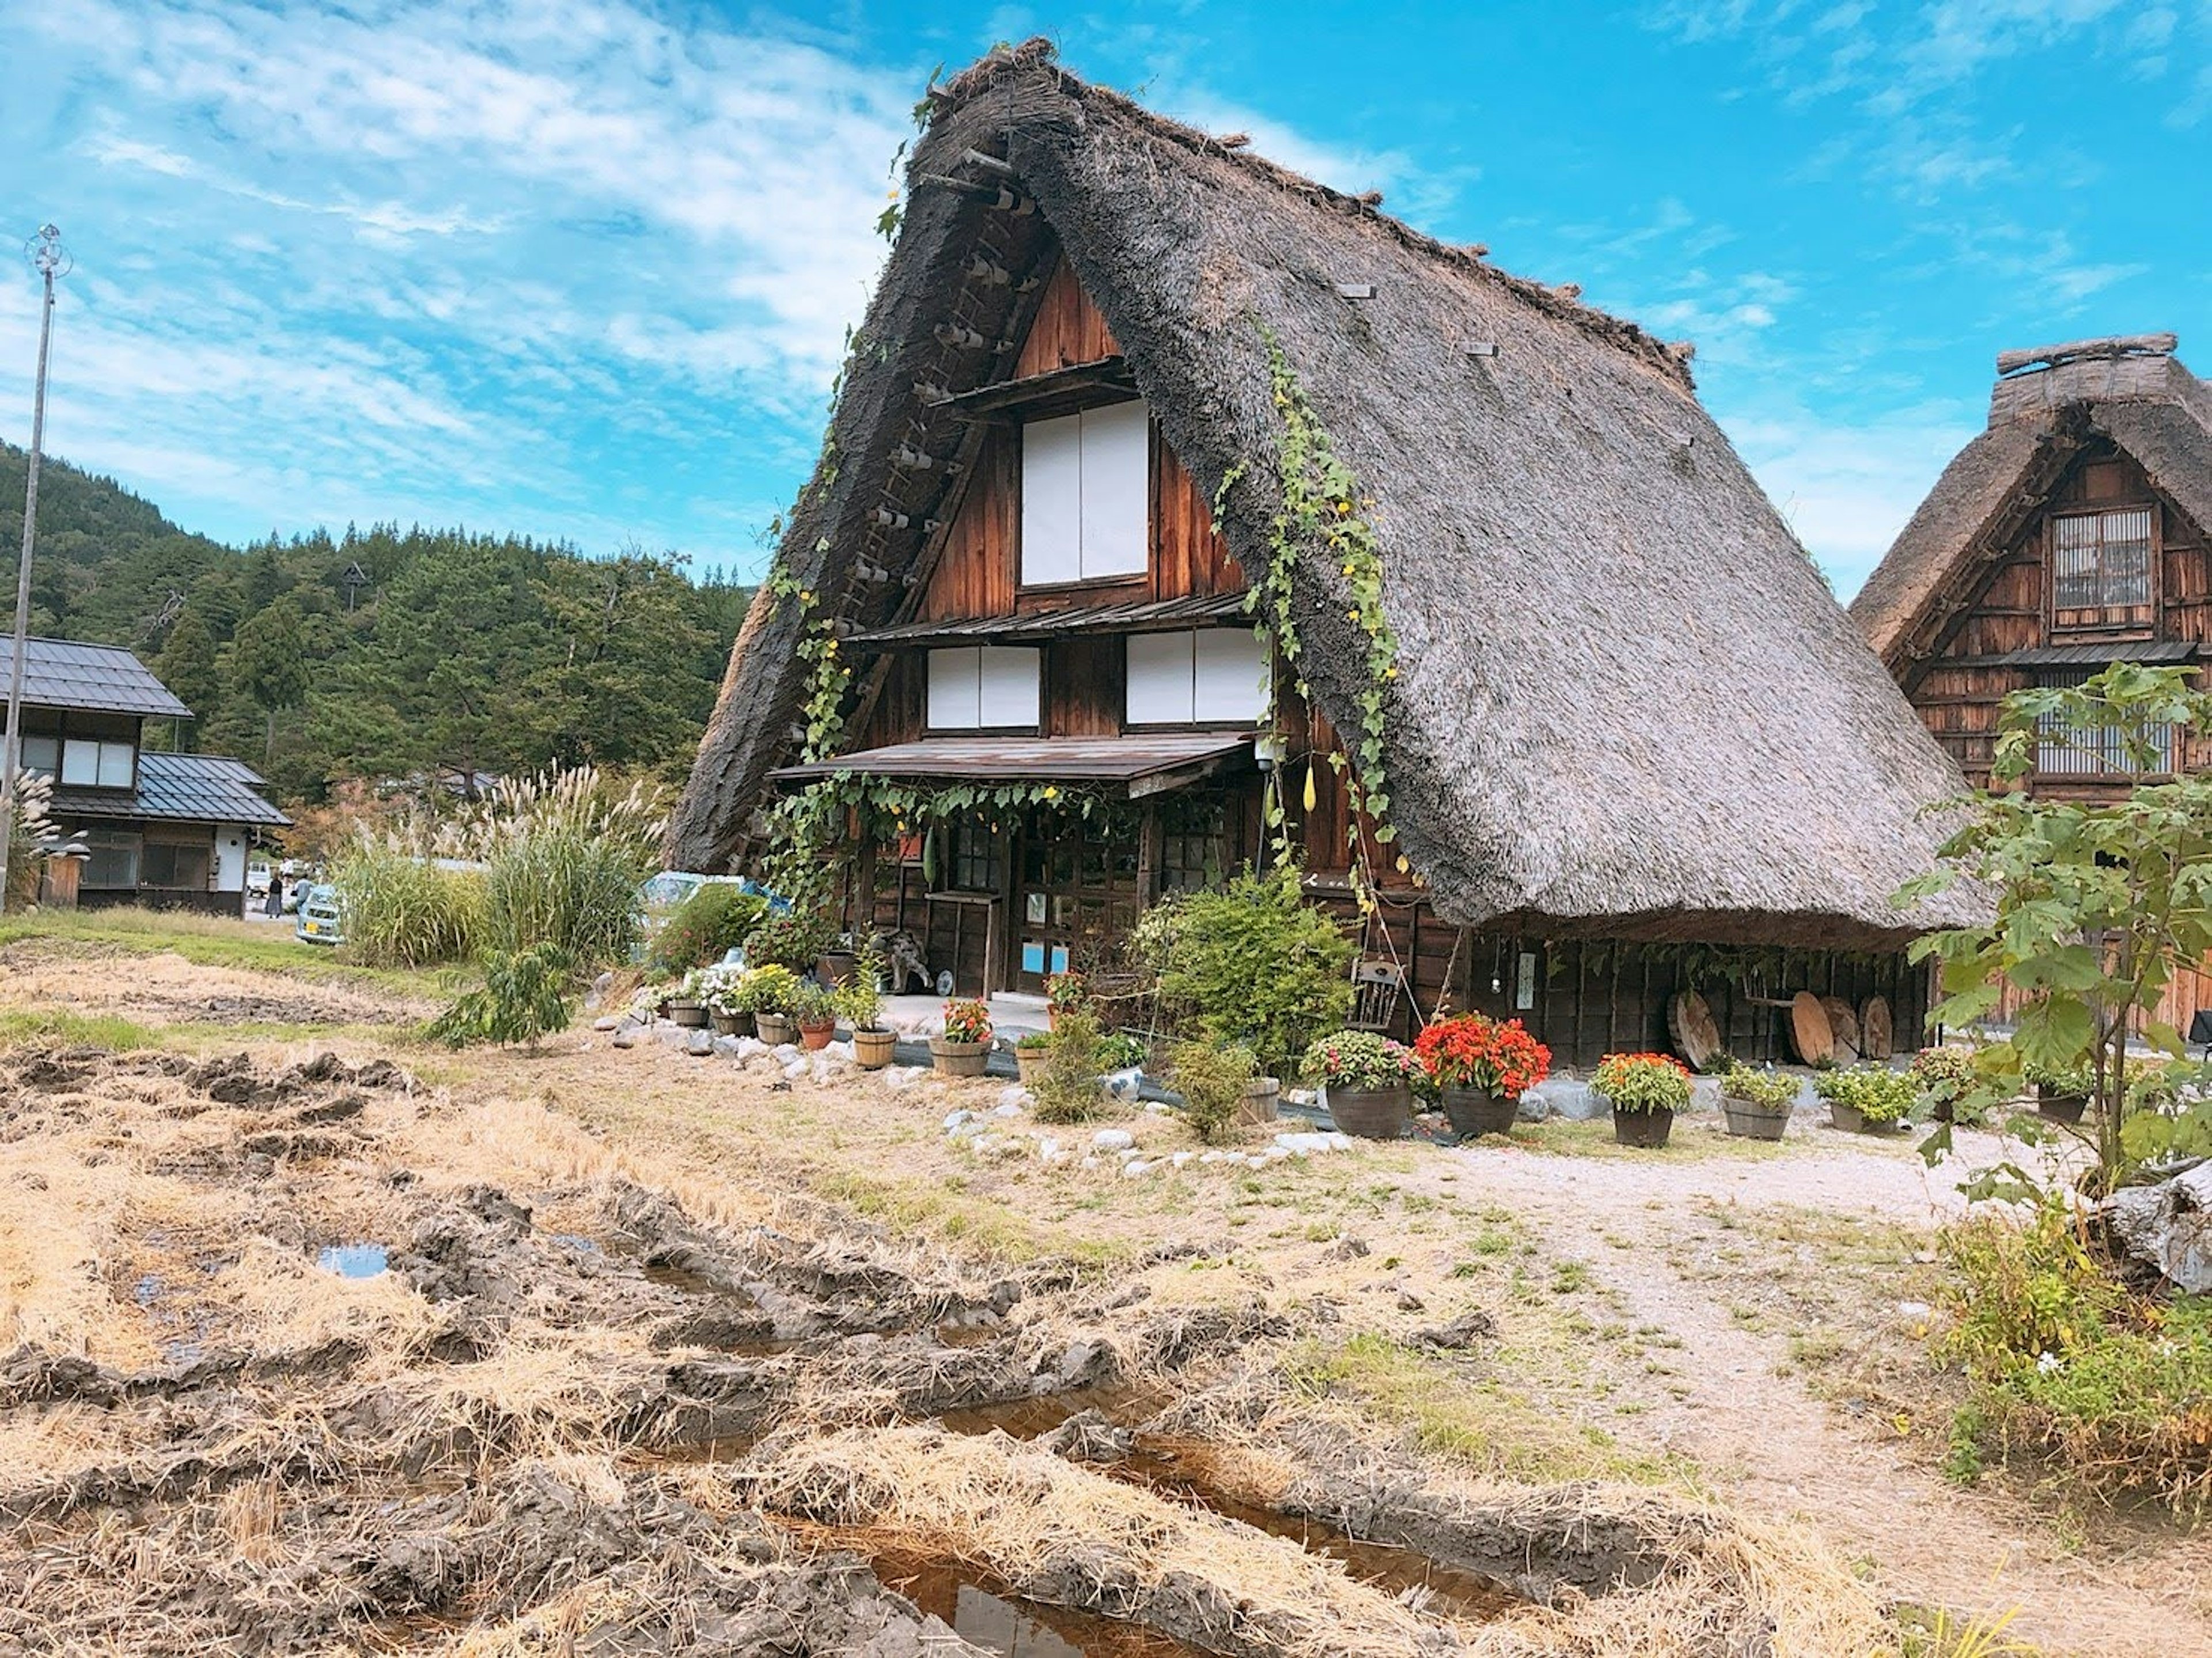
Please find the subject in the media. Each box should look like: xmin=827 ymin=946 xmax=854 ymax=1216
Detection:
xmin=0 ymin=1044 xmax=1875 ymax=1657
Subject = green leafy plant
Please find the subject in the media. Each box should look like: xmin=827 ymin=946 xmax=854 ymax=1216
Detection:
xmin=835 ymin=972 xmax=884 ymax=1034
xmin=1097 ymin=1033 xmax=1149 ymax=1072
xmin=941 ymin=997 xmax=992 ymax=1045
xmin=1045 ymin=971 xmax=1089 ymax=1015
xmin=426 ymin=944 xmax=571 ymax=1048
xmin=1169 ymin=1040 xmax=1257 ymax=1144
xmin=329 ymin=844 xmax=483 ymax=968
xmin=1899 ymin=662 xmax=2212 ymax=1193
xmin=1301 ymin=1030 xmax=1421 ymax=1092
xmin=1592 ymin=1052 xmax=1693 ymax=1114
xmin=1134 ymin=866 xmax=1355 ymax=1075
xmin=2024 ymin=1060 xmax=2094 ymax=1099
xmin=744 ymin=909 xmax=836 ymax=972
xmin=1721 ymin=1067 xmax=1798 ymax=1110
xmin=1014 ymin=1031 xmax=1053 ymax=1052
xmin=647 ymin=882 xmax=768 ymax=976
xmin=791 ymin=980 xmax=838 ymax=1031
xmin=733 ymin=963 xmax=801 ymax=1016
xmin=1909 ymin=1045 xmax=1980 ymax=1121
xmin=1813 ymin=1064 xmax=1916 ymax=1124
xmin=1030 ymin=1010 xmax=1113 ymax=1125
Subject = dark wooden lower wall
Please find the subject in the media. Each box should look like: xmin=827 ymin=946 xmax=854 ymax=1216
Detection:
xmin=79 ymin=888 xmax=244 ymax=918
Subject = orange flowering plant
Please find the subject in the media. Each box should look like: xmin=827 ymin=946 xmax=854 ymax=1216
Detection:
xmin=1592 ymin=1052 xmax=1694 ymax=1114
xmin=941 ymin=999 xmax=994 ymax=1045
xmin=1414 ymin=1014 xmax=1551 ymax=1099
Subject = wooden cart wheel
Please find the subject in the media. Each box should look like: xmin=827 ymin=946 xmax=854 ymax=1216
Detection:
xmin=1859 ymin=995 xmax=1894 ymax=1061
xmin=1821 ymin=996 xmax=1861 ymax=1064
xmin=1668 ymin=990 xmax=1721 ymax=1072
xmin=1788 ymin=991 xmax=1834 ymax=1067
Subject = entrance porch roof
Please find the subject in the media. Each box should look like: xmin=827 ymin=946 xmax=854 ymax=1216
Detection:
xmin=768 ymin=733 xmax=1253 ymax=798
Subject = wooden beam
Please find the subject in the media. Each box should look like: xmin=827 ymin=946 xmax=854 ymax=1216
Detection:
xmin=937 ymin=357 xmax=1137 ymax=422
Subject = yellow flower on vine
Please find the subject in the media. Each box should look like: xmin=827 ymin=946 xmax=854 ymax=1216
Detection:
xmin=1335 ymin=500 xmax=1351 ymax=516
xmin=1342 ymin=563 xmax=1356 ymax=576
xmin=1347 ymin=608 xmax=1361 ymax=622
xmin=1385 ymin=666 xmax=1399 ymax=680
xmin=1042 ymin=786 xmax=1058 ymax=799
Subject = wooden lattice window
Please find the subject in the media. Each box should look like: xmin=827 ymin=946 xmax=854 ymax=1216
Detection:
xmin=1159 ymin=796 xmax=1227 ymax=894
xmin=2051 ymin=507 xmax=2153 ymax=621
xmin=2034 ymin=667 xmax=2174 ymax=776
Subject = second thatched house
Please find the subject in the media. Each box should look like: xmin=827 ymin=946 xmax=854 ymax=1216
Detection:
xmin=669 ymin=41 xmax=1977 ymax=1065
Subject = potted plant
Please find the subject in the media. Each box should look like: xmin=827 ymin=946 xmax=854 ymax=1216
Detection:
xmin=1719 ymin=1063 xmax=1795 ymax=1141
xmin=793 ymin=981 xmax=838 ymax=1051
xmin=2027 ymin=1061 xmax=2093 ymax=1125
xmin=1301 ymin=1030 xmax=1422 ymax=1140
xmin=1593 ymin=1052 xmax=1692 ymax=1148
xmin=1908 ymin=1045 xmax=1976 ymax=1124
xmin=1813 ymin=1064 xmax=1915 ymax=1133
xmin=1045 ymin=970 xmax=1089 ymax=1031
xmin=931 ymin=997 xmax=994 ymax=1076
xmin=1232 ymin=1042 xmax=1281 ymax=1126
xmin=1414 ymin=1012 xmax=1550 ymax=1140
xmin=737 ymin=963 xmax=802 ymax=1046
xmin=667 ymin=968 xmax=711 ymax=1030
xmin=701 ymin=965 xmax=753 ymax=1038
xmin=1097 ymin=1031 xmax=1149 ymax=1101
xmin=839 ymin=955 xmax=896 ymax=1070
xmin=1014 ymin=1031 xmax=1053 ymax=1086
xmin=744 ymin=910 xmax=835 ymax=975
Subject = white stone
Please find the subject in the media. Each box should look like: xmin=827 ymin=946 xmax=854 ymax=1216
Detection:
xmin=1092 ymin=1129 xmax=1135 ymax=1152
xmin=1170 ymin=1151 xmax=1193 ymax=1168
xmin=610 ymin=1029 xmax=637 ymax=1050
xmin=996 ymin=1084 xmax=1032 ymax=1114
xmin=1037 ymin=1136 xmax=1062 ymax=1161
xmin=1143 ymin=1100 xmax=1172 ymax=1116
xmin=881 ymin=1066 xmax=922 ymax=1091
xmin=1081 ymin=1154 xmax=1100 ymax=1170
xmin=1122 ymin=1159 xmax=1153 ymax=1178
xmin=592 ymin=1015 xmax=620 ymax=1032
xmin=713 ymin=1035 xmax=744 ymax=1056
xmin=782 ymin=1060 xmax=809 ymax=1080
xmin=991 ymin=1102 xmax=1023 ymax=1119
xmin=944 ymin=1109 xmax=974 ymax=1131
xmin=1897 ymin=1301 xmax=1931 ymax=1319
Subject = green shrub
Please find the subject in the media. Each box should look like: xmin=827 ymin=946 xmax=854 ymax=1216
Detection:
xmin=1812 ymin=1063 xmax=1916 ymax=1124
xmin=1134 ymin=866 xmax=1354 ymax=1076
xmin=734 ymin=963 xmax=801 ymax=1015
xmin=647 ymin=883 xmax=767 ymax=977
xmin=426 ymin=944 xmax=571 ymax=1047
xmin=482 ymin=827 xmax=650 ymax=973
xmin=1721 ymin=1067 xmax=1798 ymax=1110
xmin=1169 ymin=1041 xmax=1256 ymax=1143
xmin=1030 ymin=1010 xmax=1113 ymax=1125
xmin=745 ymin=909 xmax=836 ymax=970
xmin=1097 ymin=1033 xmax=1149 ymax=1072
xmin=330 ymin=844 xmax=483 ymax=968
xmin=1592 ymin=1052 xmax=1694 ymax=1113
xmin=1938 ymin=1195 xmax=2212 ymax=1511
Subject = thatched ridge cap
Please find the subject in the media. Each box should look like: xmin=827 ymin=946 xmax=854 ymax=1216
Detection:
xmin=930 ymin=38 xmax=1697 ymax=390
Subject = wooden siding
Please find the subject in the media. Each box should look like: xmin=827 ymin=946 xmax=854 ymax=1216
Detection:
xmin=1904 ymin=441 xmax=2212 ymax=791
xmin=1016 ymin=256 xmax=1120 ymax=377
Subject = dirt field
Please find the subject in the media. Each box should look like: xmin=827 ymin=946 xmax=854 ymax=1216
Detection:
xmin=2 ymin=920 xmax=2209 ymax=1657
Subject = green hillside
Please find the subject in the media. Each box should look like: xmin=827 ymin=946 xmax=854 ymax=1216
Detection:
xmin=0 ymin=442 xmax=751 ymax=805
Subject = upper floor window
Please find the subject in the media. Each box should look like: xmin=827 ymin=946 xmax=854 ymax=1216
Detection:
xmin=1021 ymin=400 xmax=1148 ymax=585
xmin=2034 ymin=667 xmax=2175 ymax=776
xmin=927 ymin=646 xmax=1040 ymax=731
xmin=1125 ymin=630 xmax=1270 ymax=726
xmin=19 ymin=734 xmax=58 ymax=776
xmin=2051 ymin=507 xmax=2152 ymax=616
xmin=59 ymin=738 xmax=135 ymax=788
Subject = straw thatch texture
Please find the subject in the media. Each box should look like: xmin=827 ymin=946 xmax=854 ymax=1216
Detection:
xmin=670 ymin=40 xmax=1978 ymax=948
xmin=1853 ymin=343 xmax=2212 ymax=667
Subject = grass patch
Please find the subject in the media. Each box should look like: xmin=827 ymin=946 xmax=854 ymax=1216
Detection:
xmin=1512 ymin=1116 xmax=1799 ymax=1162
xmin=0 ymin=908 xmax=465 ymax=999
xmin=804 ymin=1167 xmax=1132 ymax=1268
xmin=0 ymin=1007 xmax=170 ymax=1050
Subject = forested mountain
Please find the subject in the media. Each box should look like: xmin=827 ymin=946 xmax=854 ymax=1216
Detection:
xmin=0 ymin=442 xmax=752 ymax=804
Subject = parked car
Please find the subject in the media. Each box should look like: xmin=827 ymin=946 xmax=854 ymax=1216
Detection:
xmin=246 ymin=859 xmax=274 ymax=897
xmin=294 ymin=884 xmax=344 ymax=947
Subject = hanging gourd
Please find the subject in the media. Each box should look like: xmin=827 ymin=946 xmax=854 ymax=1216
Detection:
xmin=922 ymin=827 xmax=938 ymax=887
xmin=1302 ymin=762 xmax=1318 ymax=813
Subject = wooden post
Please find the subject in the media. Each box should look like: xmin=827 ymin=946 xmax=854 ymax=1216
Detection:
xmin=1137 ymin=801 xmax=1162 ymax=907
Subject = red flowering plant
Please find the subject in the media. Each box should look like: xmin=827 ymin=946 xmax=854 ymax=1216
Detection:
xmin=1592 ymin=1052 xmax=1694 ymax=1115
xmin=1414 ymin=1014 xmax=1551 ymax=1099
xmin=941 ymin=998 xmax=994 ymax=1045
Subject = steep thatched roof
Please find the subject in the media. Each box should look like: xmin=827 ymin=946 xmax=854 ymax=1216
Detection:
xmin=670 ymin=39 xmax=1978 ymax=948
xmin=1853 ymin=335 xmax=2212 ymax=667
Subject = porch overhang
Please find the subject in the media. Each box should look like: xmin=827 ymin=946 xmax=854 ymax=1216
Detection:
xmin=843 ymin=592 xmax=1249 ymax=649
xmin=768 ymin=734 xmax=1255 ymax=797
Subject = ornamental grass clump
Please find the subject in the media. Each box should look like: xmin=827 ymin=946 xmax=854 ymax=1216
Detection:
xmin=1167 ymin=1041 xmax=1256 ymax=1143
xmin=1412 ymin=1012 xmax=1550 ymax=1098
xmin=329 ymin=843 xmax=483 ymax=968
xmin=1031 ymin=1010 xmax=1115 ymax=1125
xmin=1300 ymin=1030 xmax=1421 ymax=1093
xmin=1812 ymin=1064 xmax=1916 ymax=1125
xmin=1593 ymin=1052 xmax=1693 ymax=1114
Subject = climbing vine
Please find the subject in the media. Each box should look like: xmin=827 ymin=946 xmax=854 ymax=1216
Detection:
xmin=1223 ymin=331 xmax=1404 ymax=912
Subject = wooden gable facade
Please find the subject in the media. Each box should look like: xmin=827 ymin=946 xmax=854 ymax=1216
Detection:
xmin=1897 ymin=438 xmax=2212 ymax=795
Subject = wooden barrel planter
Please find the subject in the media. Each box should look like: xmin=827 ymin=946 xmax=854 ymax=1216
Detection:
xmin=1324 ymin=1083 xmax=1412 ymax=1140
xmin=1722 ymin=1099 xmax=1790 ymax=1141
xmin=755 ymin=1013 xmax=796 ymax=1047
xmin=2037 ymin=1087 xmax=2089 ymax=1125
xmin=1238 ymin=1076 xmax=1281 ymax=1126
xmin=1827 ymin=1102 xmax=1899 ymax=1135
xmin=669 ymin=1000 xmax=709 ymax=1030
xmin=930 ymin=1037 xmax=992 ymax=1077
xmin=1441 ymin=1085 xmax=1518 ymax=1140
xmin=1609 ymin=1105 xmax=1675 ymax=1148
xmin=711 ymin=1011 xmax=753 ymax=1039
xmin=852 ymin=1028 xmax=897 ymax=1070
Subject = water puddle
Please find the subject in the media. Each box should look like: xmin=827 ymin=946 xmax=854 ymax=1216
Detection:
xmin=642 ymin=1259 xmax=721 ymax=1295
xmin=941 ymin=1394 xmax=1517 ymax=1621
xmin=874 ymin=1558 xmax=1203 ymax=1657
xmin=317 ymin=1243 xmax=388 ymax=1279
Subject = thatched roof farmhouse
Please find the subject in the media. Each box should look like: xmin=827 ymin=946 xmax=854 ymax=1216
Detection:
xmin=671 ymin=40 xmax=1976 ymax=1063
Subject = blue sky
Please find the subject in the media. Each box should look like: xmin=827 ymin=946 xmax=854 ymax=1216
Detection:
xmin=1 ymin=1 xmax=2206 ymax=598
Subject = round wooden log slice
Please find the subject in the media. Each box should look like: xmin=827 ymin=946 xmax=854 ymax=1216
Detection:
xmin=1787 ymin=992 xmax=1834 ymax=1067
xmin=1859 ymin=995 xmax=1894 ymax=1061
xmin=1821 ymin=995 xmax=1862 ymax=1064
xmin=1668 ymin=990 xmax=1721 ymax=1071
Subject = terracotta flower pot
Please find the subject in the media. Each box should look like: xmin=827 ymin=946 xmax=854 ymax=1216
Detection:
xmin=1722 ymin=1099 xmax=1789 ymax=1141
xmin=755 ymin=1013 xmax=796 ymax=1047
xmin=1441 ymin=1084 xmax=1518 ymax=1140
xmin=798 ymin=1022 xmax=835 ymax=1052
xmin=2037 ymin=1087 xmax=2089 ymax=1125
xmin=1611 ymin=1105 xmax=1674 ymax=1148
xmin=930 ymin=1036 xmax=991 ymax=1077
xmin=853 ymin=1028 xmax=897 ymax=1070
xmin=1238 ymin=1076 xmax=1281 ymax=1127
xmin=1324 ymin=1082 xmax=1412 ymax=1140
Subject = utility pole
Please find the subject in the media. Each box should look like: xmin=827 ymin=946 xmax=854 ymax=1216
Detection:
xmin=0 ymin=225 xmax=69 ymax=907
